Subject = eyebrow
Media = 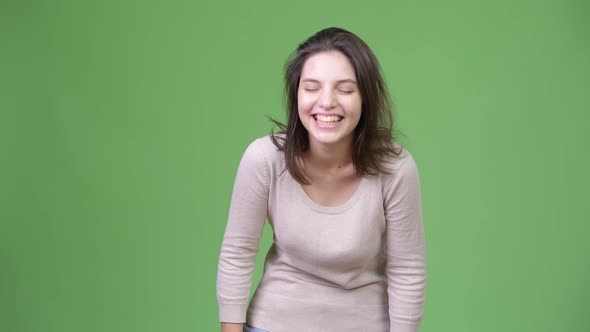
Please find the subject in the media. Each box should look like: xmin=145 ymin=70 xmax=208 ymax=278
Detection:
xmin=301 ymin=78 xmax=357 ymax=85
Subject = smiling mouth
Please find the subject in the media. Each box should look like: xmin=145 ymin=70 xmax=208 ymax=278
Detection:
xmin=313 ymin=114 xmax=343 ymax=124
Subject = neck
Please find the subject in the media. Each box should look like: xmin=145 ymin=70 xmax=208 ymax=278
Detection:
xmin=305 ymin=136 xmax=354 ymax=170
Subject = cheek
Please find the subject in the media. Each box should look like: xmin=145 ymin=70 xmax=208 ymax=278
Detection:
xmin=344 ymin=97 xmax=362 ymax=114
xmin=298 ymin=94 xmax=315 ymax=112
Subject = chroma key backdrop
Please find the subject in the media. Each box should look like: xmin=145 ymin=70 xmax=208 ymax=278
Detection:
xmin=1 ymin=1 xmax=588 ymax=331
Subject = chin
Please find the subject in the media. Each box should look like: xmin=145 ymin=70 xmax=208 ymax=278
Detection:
xmin=309 ymin=132 xmax=352 ymax=146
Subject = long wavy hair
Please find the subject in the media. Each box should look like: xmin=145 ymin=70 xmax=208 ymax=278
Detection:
xmin=270 ymin=27 xmax=402 ymax=184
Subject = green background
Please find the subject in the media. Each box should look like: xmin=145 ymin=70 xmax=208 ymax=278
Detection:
xmin=2 ymin=0 xmax=589 ymax=331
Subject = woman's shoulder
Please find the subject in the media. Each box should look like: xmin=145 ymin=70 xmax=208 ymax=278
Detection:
xmin=378 ymin=143 xmax=420 ymax=181
xmin=243 ymin=134 xmax=284 ymax=164
xmin=234 ymin=135 xmax=284 ymax=186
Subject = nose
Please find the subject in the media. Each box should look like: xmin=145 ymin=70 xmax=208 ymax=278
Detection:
xmin=319 ymin=89 xmax=337 ymax=110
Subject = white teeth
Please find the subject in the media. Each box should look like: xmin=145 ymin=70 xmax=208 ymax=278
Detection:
xmin=314 ymin=115 xmax=342 ymax=123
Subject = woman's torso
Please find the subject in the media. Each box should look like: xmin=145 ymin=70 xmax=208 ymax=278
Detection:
xmin=245 ymin=138 xmax=394 ymax=331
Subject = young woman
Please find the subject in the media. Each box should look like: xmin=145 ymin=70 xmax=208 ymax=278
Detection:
xmin=217 ymin=27 xmax=426 ymax=332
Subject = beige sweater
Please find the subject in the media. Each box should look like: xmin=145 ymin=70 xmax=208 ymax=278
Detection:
xmin=217 ymin=135 xmax=426 ymax=332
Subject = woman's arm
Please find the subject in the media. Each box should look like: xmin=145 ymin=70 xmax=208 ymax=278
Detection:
xmin=216 ymin=139 xmax=269 ymax=328
xmin=383 ymin=152 xmax=427 ymax=332
xmin=221 ymin=322 xmax=243 ymax=332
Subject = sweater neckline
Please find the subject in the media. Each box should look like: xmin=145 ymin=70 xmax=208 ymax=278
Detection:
xmin=294 ymin=175 xmax=367 ymax=214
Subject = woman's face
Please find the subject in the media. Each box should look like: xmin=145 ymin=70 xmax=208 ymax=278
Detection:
xmin=297 ymin=51 xmax=362 ymax=150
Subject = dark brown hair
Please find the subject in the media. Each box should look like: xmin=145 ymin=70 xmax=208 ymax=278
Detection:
xmin=270 ymin=27 xmax=402 ymax=184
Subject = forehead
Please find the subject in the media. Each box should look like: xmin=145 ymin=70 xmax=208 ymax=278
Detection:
xmin=300 ymin=51 xmax=357 ymax=81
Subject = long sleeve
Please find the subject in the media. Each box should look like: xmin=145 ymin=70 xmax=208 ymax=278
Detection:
xmin=383 ymin=153 xmax=427 ymax=332
xmin=216 ymin=140 xmax=269 ymax=323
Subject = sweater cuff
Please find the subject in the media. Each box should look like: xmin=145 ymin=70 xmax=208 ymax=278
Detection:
xmin=390 ymin=321 xmax=420 ymax=332
xmin=218 ymin=303 xmax=247 ymax=323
